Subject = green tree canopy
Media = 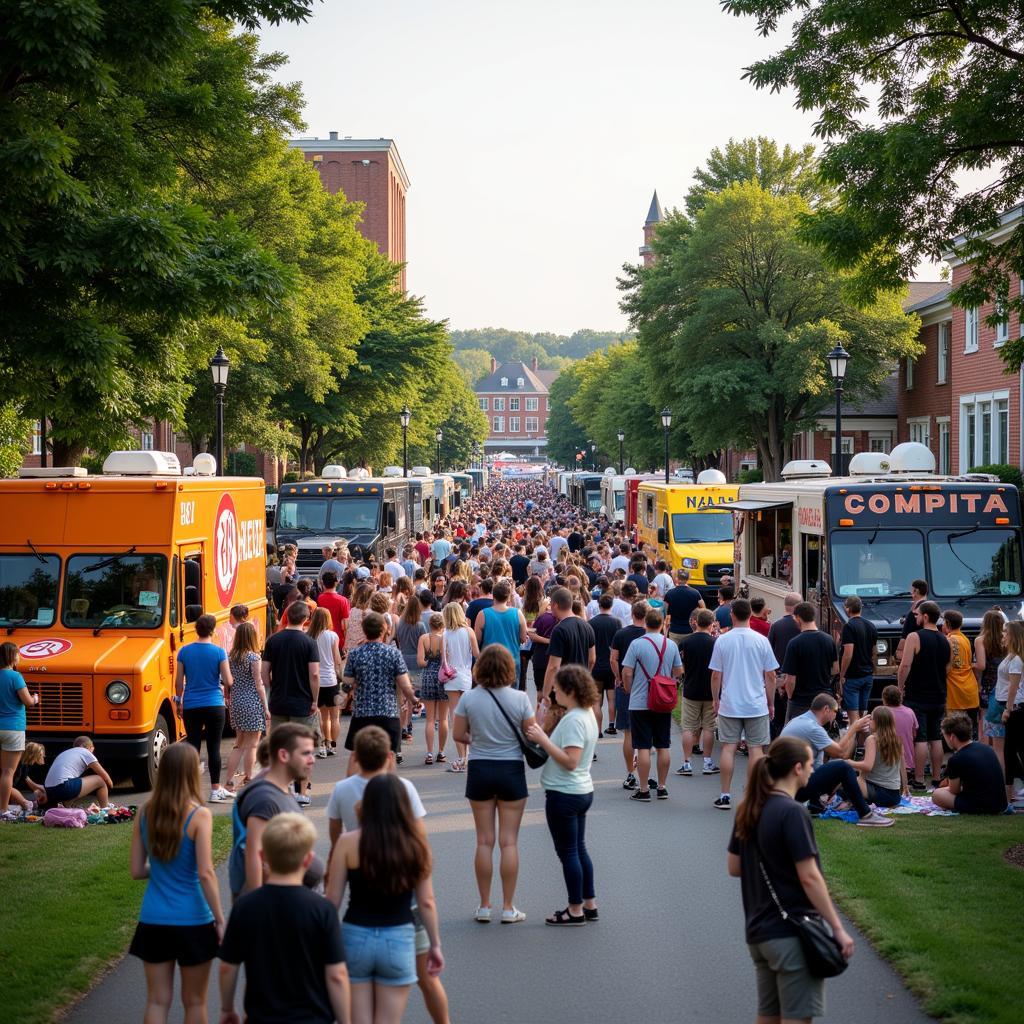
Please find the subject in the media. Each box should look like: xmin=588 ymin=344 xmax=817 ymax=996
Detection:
xmin=545 ymin=365 xmax=590 ymax=468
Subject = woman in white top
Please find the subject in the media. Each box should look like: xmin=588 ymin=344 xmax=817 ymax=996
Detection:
xmin=443 ymin=602 xmax=479 ymax=773
xmin=309 ymin=608 xmax=343 ymax=758
xmin=345 ymin=583 xmax=374 ymax=652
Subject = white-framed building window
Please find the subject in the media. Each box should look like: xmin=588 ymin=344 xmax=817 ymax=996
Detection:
xmin=509 ymin=397 xmax=520 ymax=411
xmin=906 ymin=356 xmax=914 ymax=390
xmin=499 ymin=376 xmax=508 ymax=387
xmin=830 ymin=434 xmax=853 ymax=455
xmin=907 ymin=417 xmax=930 ymax=446
xmin=31 ymin=420 xmax=42 ymax=455
xmin=959 ymin=390 xmax=1010 ymax=470
xmin=141 ymin=431 xmax=154 ymax=451
xmin=995 ymin=296 xmax=1009 ymax=346
xmin=868 ymin=432 xmax=891 ymax=453
xmin=493 ymin=397 xmax=504 ymax=411
xmin=478 ymin=397 xmax=488 ymax=411
xmin=965 ymin=307 xmax=979 ymax=352
xmin=516 ymin=377 xmax=524 ymax=387
xmin=509 ymin=417 xmax=520 ymax=432
xmin=525 ymin=397 xmax=539 ymax=411
xmin=937 ymin=321 xmax=950 ymax=383
xmin=525 ymin=416 xmax=539 ymax=432
xmin=937 ymin=417 xmax=951 ymax=475
xmin=492 ymin=416 xmax=504 ymax=433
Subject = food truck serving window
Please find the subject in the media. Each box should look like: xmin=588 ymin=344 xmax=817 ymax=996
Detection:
xmin=671 ymin=512 xmax=732 ymax=544
xmin=0 ymin=554 xmax=60 ymax=628
xmin=928 ymin=528 xmax=1021 ymax=597
xmin=63 ymin=554 xmax=168 ymax=629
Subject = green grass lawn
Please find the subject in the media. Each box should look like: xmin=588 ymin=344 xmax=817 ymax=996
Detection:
xmin=816 ymin=814 xmax=1024 ymax=1024
xmin=0 ymin=817 xmax=232 ymax=1024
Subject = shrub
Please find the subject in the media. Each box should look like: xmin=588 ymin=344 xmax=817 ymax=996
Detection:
xmin=226 ymin=451 xmax=257 ymax=476
xmin=969 ymin=464 xmax=1024 ymax=490
xmin=738 ymin=468 xmax=763 ymax=484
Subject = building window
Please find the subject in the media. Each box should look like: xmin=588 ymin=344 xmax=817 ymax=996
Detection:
xmin=525 ymin=397 xmax=539 ymax=411
xmin=905 ymin=356 xmax=914 ymax=390
xmin=167 ymin=430 xmax=176 ymax=450
xmin=493 ymin=397 xmax=504 ymax=411
xmin=996 ymin=297 xmax=1009 ymax=346
xmin=478 ymin=397 xmax=488 ymax=411
xmin=141 ymin=431 xmax=154 ymax=451
xmin=937 ymin=418 xmax=951 ymax=474
xmin=31 ymin=421 xmax=42 ymax=455
xmin=500 ymin=376 xmax=508 ymax=387
xmin=868 ymin=433 xmax=891 ymax=453
xmin=965 ymin=307 xmax=979 ymax=352
xmin=908 ymin=417 xmax=930 ymax=447
xmin=509 ymin=397 xmax=520 ymax=411
xmin=516 ymin=377 xmax=524 ymax=387
xmin=509 ymin=417 xmax=520 ymax=432
xmin=492 ymin=416 xmax=504 ymax=432
xmin=525 ymin=417 xmax=539 ymax=432
xmin=937 ymin=321 xmax=950 ymax=383
xmin=830 ymin=435 xmax=853 ymax=455
xmin=959 ymin=391 xmax=1010 ymax=470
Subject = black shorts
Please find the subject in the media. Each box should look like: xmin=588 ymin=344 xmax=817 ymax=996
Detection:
xmin=907 ymin=703 xmax=945 ymax=743
xmin=345 ymin=716 xmax=402 ymax=754
xmin=317 ymin=684 xmax=340 ymax=708
xmin=465 ymin=759 xmax=528 ymax=802
xmin=629 ymin=709 xmax=672 ymax=750
xmin=129 ymin=921 xmax=218 ymax=966
xmin=592 ymin=667 xmax=615 ymax=691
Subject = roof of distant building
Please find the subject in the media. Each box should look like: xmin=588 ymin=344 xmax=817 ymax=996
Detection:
xmin=534 ymin=368 xmax=560 ymax=389
xmin=289 ymin=135 xmax=410 ymax=190
xmin=475 ymin=361 xmax=549 ymax=393
xmin=903 ymin=281 xmax=951 ymax=314
xmin=845 ymin=371 xmax=899 ymax=417
xmin=645 ymin=190 xmax=663 ymax=225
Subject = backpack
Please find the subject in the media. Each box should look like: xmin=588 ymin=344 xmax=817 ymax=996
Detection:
xmin=42 ymin=806 xmax=88 ymax=828
xmin=637 ymin=636 xmax=678 ymax=713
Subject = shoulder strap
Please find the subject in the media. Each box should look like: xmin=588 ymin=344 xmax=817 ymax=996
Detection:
xmin=750 ymin=818 xmax=789 ymax=922
xmin=641 ymin=635 xmax=666 ymax=676
xmin=484 ymin=688 xmax=530 ymax=756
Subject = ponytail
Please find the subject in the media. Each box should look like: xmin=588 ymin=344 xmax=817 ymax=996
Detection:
xmin=734 ymin=736 xmax=812 ymax=841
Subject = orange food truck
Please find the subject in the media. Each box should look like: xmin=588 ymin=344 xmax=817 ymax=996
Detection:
xmin=1 ymin=451 xmax=267 ymax=788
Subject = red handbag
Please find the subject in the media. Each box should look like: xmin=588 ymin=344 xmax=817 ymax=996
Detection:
xmin=638 ymin=636 xmax=678 ymax=713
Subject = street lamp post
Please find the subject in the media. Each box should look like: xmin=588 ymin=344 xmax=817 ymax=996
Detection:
xmin=827 ymin=344 xmax=850 ymax=474
xmin=661 ymin=408 xmax=672 ymax=482
xmin=617 ymin=429 xmax=625 ymax=475
xmin=590 ymin=442 xmax=597 ymax=471
xmin=400 ymin=406 xmax=411 ymax=477
xmin=435 ymin=428 xmax=443 ymax=474
xmin=209 ymin=347 xmax=230 ymax=476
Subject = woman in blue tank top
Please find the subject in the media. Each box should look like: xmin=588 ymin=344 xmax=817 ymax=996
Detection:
xmin=129 ymin=742 xmax=225 ymax=1022
xmin=476 ymin=581 xmax=527 ymax=689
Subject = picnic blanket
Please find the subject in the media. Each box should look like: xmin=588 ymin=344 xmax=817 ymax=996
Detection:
xmin=818 ymin=794 xmax=957 ymax=823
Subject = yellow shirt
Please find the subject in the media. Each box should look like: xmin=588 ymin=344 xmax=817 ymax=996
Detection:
xmin=946 ymin=631 xmax=979 ymax=710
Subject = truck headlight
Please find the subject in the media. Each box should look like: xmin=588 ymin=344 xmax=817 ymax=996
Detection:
xmin=682 ymin=557 xmax=700 ymax=570
xmin=876 ymin=640 xmax=888 ymax=654
xmin=106 ymin=680 xmax=131 ymax=705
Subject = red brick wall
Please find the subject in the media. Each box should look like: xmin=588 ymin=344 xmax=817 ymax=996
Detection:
xmin=896 ymin=319 xmax=953 ymax=463
xmin=479 ymin=391 xmax=550 ymax=441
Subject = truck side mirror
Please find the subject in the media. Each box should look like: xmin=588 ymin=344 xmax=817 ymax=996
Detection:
xmin=657 ymin=527 xmax=667 ymax=545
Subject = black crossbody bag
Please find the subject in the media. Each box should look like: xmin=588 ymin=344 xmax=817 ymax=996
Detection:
xmin=484 ymin=688 xmax=548 ymax=769
xmin=753 ymin=838 xmax=848 ymax=978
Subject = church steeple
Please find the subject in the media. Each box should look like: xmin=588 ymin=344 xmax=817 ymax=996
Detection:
xmin=640 ymin=190 xmax=662 ymax=266
xmin=645 ymin=190 xmax=663 ymax=226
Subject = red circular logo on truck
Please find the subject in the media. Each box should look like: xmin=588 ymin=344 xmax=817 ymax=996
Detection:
xmin=19 ymin=638 xmax=73 ymax=659
xmin=214 ymin=492 xmax=239 ymax=606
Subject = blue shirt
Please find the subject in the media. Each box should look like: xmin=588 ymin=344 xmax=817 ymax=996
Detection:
xmin=177 ymin=642 xmax=227 ymax=709
xmin=139 ymin=807 xmax=214 ymax=926
xmin=714 ymin=604 xmax=732 ymax=630
xmin=480 ymin=606 xmax=523 ymax=664
xmin=0 ymin=668 xmax=28 ymax=730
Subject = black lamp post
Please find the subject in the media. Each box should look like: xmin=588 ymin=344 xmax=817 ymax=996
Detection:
xmin=435 ymin=428 xmax=443 ymax=474
xmin=400 ymin=406 xmax=411 ymax=477
xmin=661 ymin=408 xmax=672 ymax=482
xmin=209 ymin=347 xmax=230 ymax=476
xmin=590 ymin=442 xmax=597 ymax=471
xmin=617 ymin=429 xmax=625 ymax=475
xmin=827 ymin=344 xmax=850 ymax=474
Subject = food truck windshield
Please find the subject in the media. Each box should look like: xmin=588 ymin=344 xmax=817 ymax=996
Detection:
xmin=277 ymin=496 xmax=381 ymax=533
xmin=826 ymin=486 xmax=1023 ymax=600
xmin=671 ymin=512 xmax=732 ymax=544
xmin=63 ymin=553 xmax=168 ymax=629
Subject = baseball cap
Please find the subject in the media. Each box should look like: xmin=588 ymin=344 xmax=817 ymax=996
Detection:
xmin=355 ymin=566 xmax=371 ymax=580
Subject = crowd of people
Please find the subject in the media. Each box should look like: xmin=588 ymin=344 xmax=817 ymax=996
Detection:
xmin=4 ymin=476 xmax=1023 ymax=1023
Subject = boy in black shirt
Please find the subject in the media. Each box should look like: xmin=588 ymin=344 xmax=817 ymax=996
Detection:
xmin=220 ymin=812 xmax=349 ymax=1024
xmin=932 ymin=713 xmax=1009 ymax=815
xmin=678 ymin=609 xmax=719 ymax=776
xmin=780 ymin=603 xmax=838 ymax=722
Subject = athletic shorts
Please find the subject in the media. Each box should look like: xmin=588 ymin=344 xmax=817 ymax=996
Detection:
xmin=0 ymin=729 xmax=26 ymax=752
xmin=614 ymin=687 xmax=631 ymax=731
xmin=317 ymin=685 xmax=340 ymax=708
xmin=629 ymin=709 xmax=672 ymax=750
xmin=270 ymin=712 xmax=322 ymax=742
xmin=592 ymin=666 xmax=615 ymax=690
xmin=718 ymin=714 xmax=770 ymax=747
xmin=907 ymin=703 xmax=945 ymax=743
xmin=345 ymin=716 xmax=402 ymax=754
xmin=45 ymin=777 xmax=83 ymax=805
xmin=465 ymin=758 xmax=528 ymax=802
xmin=681 ymin=698 xmax=716 ymax=733
xmin=129 ymin=921 xmax=219 ymax=967
xmin=954 ymin=793 xmax=1008 ymax=815
xmin=342 ymin=922 xmax=417 ymax=986
xmin=748 ymin=935 xmax=825 ymax=1020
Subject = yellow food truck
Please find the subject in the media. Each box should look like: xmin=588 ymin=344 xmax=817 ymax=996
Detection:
xmin=2 ymin=451 xmax=267 ymax=788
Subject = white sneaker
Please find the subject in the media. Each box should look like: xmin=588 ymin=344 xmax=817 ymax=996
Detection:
xmin=474 ymin=906 xmax=492 ymax=923
xmin=857 ymin=811 xmax=894 ymax=828
xmin=501 ymin=907 xmax=526 ymax=924
xmin=295 ymin=793 xmax=311 ymax=807
xmin=209 ymin=788 xmax=232 ymax=803
xmin=315 ymin=746 xmax=328 ymax=759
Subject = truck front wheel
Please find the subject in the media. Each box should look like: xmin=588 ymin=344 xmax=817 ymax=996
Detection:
xmin=131 ymin=714 xmax=171 ymax=791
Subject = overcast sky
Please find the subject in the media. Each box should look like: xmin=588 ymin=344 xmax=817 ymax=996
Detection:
xmin=259 ymin=1 xmax=837 ymax=334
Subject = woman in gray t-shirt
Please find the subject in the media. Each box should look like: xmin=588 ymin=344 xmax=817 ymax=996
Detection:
xmin=452 ymin=644 xmax=536 ymax=925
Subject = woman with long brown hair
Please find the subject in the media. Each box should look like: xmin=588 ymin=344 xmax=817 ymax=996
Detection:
xmin=997 ymin=619 xmax=1024 ymax=801
xmin=223 ymin=622 xmax=269 ymax=793
xmin=849 ymin=705 xmax=908 ymax=807
xmin=309 ymin=607 xmax=343 ymax=758
xmin=130 ymin=742 xmax=224 ymax=1023
xmin=975 ymin=609 xmax=1008 ymax=768
xmin=519 ymin=575 xmax=546 ymax=690
xmin=327 ymin=773 xmax=444 ymax=1024
xmin=727 ymin=736 xmax=853 ymax=1022
xmin=346 ymin=582 xmax=374 ymax=651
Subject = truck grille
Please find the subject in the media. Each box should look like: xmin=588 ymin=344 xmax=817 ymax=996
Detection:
xmin=703 ymin=562 xmax=733 ymax=583
xmin=25 ymin=680 xmax=86 ymax=729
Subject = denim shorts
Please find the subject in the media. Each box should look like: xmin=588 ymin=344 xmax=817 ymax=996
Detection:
xmin=45 ymin=777 xmax=83 ymax=805
xmin=614 ymin=686 xmax=631 ymax=730
xmin=342 ymin=922 xmax=417 ymax=986
xmin=842 ymin=675 xmax=873 ymax=713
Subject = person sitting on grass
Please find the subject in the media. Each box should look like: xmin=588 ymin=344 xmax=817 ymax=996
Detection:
xmin=8 ymin=741 xmax=47 ymax=812
xmin=43 ymin=735 xmax=113 ymax=809
xmin=931 ymin=713 xmax=1010 ymax=815
xmin=848 ymin=705 xmax=909 ymax=809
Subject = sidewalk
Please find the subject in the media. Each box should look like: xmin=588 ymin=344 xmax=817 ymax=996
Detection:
xmin=70 ymin=725 xmax=933 ymax=1023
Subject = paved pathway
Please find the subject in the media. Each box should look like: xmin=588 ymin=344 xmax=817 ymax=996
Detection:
xmin=72 ymin=724 xmax=932 ymax=1023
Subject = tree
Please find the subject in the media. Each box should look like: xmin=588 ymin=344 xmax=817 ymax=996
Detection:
xmin=0 ymin=404 xmax=32 ymax=478
xmin=452 ymin=347 xmax=494 ymax=386
xmin=622 ymin=181 xmax=919 ymax=480
xmin=545 ymin=365 xmax=590 ymax=467
xmin=0 ymin=2 xmax=315 ymax=463
xmin=723 ymin=2 xmax=1024 ymax=340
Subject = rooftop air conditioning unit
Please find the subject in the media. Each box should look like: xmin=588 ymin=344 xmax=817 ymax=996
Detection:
xmin=18 ymin=465 xmax=87 ymax=478
xmin=322 ymin=465 xmax=347 ymax=480
xmin=604 ymin=467 xmax=615 ymax=476
xmin=102 ymin=451 xmax=181 ymax=476
xmin=848 ymin=452 xmax=891 ymax=476
xmin=696 ymin=469 xmax=728 ymax=485
xmin=382 ymin=466 xmax=403 ymax=477
xmin=887 ymin=442 xmax=936 ymax=474
xmin=192 ymin=453 xmax=216 ymax=477
xmin=353 ymin=467 xmax=370 ymax=480
xmin=780 ymin=459 xmax=832 ymax=481
xmin=624 ymin=467 xmax=637 ymax=476
xmin=411 ymin=465 xmax=432 ymax=477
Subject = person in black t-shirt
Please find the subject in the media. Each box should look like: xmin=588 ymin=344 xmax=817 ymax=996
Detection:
xmin=465 ymin=578 xmax=494 ymax=628
xmin=509 ymin=546 xmax=530 ymax=586
xmin=664 ymin=569 xmax=705 ymax=642
xmin=589 ymin=593 xmax=622 ymax=735
xmin=627 ymin=558 xmax=650 ymax=596
xmin=932 ymin=712 xmax=1009 ymax=814
xmin=839 ymin=595 xmax=877 ymax=716
xmin=542 ymin=587 xmax=595 ymax=699
xmin=895 ymin=578 xmax=929 ymax=661
xmin=220 ymin=813 xmax=348 ymax=1024
xmin=262 ymin=601 xmax=320 ymax=728
xmin=780 ymin=603 xmax=838 ymax=722
xmin=767 ymin=593 xmax=802 ymax=738
xmin=727 ymin=735 xmax=854 ymax=1021
xmin=678 ymin=609 xmax=718 ymax=776
xmin=610 ymin=601 xmax=648 ymax=790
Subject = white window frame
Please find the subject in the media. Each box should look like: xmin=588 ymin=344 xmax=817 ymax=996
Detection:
xmin=509 ymin=397 xmax=520 ymax=411
xmin=516 ymin=377 xmax=525 ymax=387
xmin=907 ymin=416 xmax=930 ymax=447
xmin=937 ymin=320 xmax=950 ymax=383
xmin=995 ymin=296 xmax=1009 ymax=346
xmin=31 ymin=420 xmax=42 ymax=455
xmin=959 ymin=390 xmax=1010 ymax=471
xmin=906 ymin=356 xmax=914 ymax=390
xmin=525 ymin=416 xmax=539 ymax=432
xmin=965 ymin=307 xmax=979 ymax=352
xmin=508 ymin=417 xmax=520 ymax=432
xmin=525 ymin=397 xmax=539 ymax=411
xmin=493 ymin=397 xmax=504 ymax=411
xmin=141 ymin=431 xmax=155 ymax=451
xmin=492 ymin=416 xmax=504 ymax=432
xmin=500 ymin=376 xmax=508 ymax=387
xmin=478 ymin=397 xmax=488 ymax=411
xmin=829 ymin=434 xmax=854 ymax=455
xmin=936 ymin=417 xmax=951 ymax=475
xmin=868 ymin=432 xmax=891 ymax=453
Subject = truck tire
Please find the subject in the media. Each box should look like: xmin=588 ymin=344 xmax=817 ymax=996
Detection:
xmin=132 ymin=713 xmax=171 ymax=791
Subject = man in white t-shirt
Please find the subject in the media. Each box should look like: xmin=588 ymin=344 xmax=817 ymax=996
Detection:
xmin=609 ymin=542 xmax=632 ymax=575
xmin=548 ymin=527 xmax=569 ymax=563
xmin=708 ymin=598 xmax=778 ymax=811
xmin=651 ymin=560 xmax=674 ymax=602
xmin=383 ymin=546 xmax=407 ymax=580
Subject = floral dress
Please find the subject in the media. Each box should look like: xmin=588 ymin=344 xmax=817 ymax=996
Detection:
xmin=419 ymin=635 xmax=448 ymax=702
xmin=229 ymin=652 xmax=265 ymax=732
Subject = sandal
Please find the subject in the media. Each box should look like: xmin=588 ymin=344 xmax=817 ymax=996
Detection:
xmin=545 ymin=908 xmax=586 ymax=926
xmin=436 ymin=752 xmax=446 ymax=763
xmin=424 ymin=753 xmax=434 ymax=765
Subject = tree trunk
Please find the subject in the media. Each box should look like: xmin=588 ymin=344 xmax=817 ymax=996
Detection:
xmin=49 ymin=436 xmax=86 ymax=467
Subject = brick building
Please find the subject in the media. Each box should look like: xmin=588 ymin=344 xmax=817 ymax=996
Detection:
xmin=475 ymin=358 xmax=554 ymax=458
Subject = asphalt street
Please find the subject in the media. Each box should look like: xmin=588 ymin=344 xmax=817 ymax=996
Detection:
xmin=71 ymin=719 xmax=933 ymax=1024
